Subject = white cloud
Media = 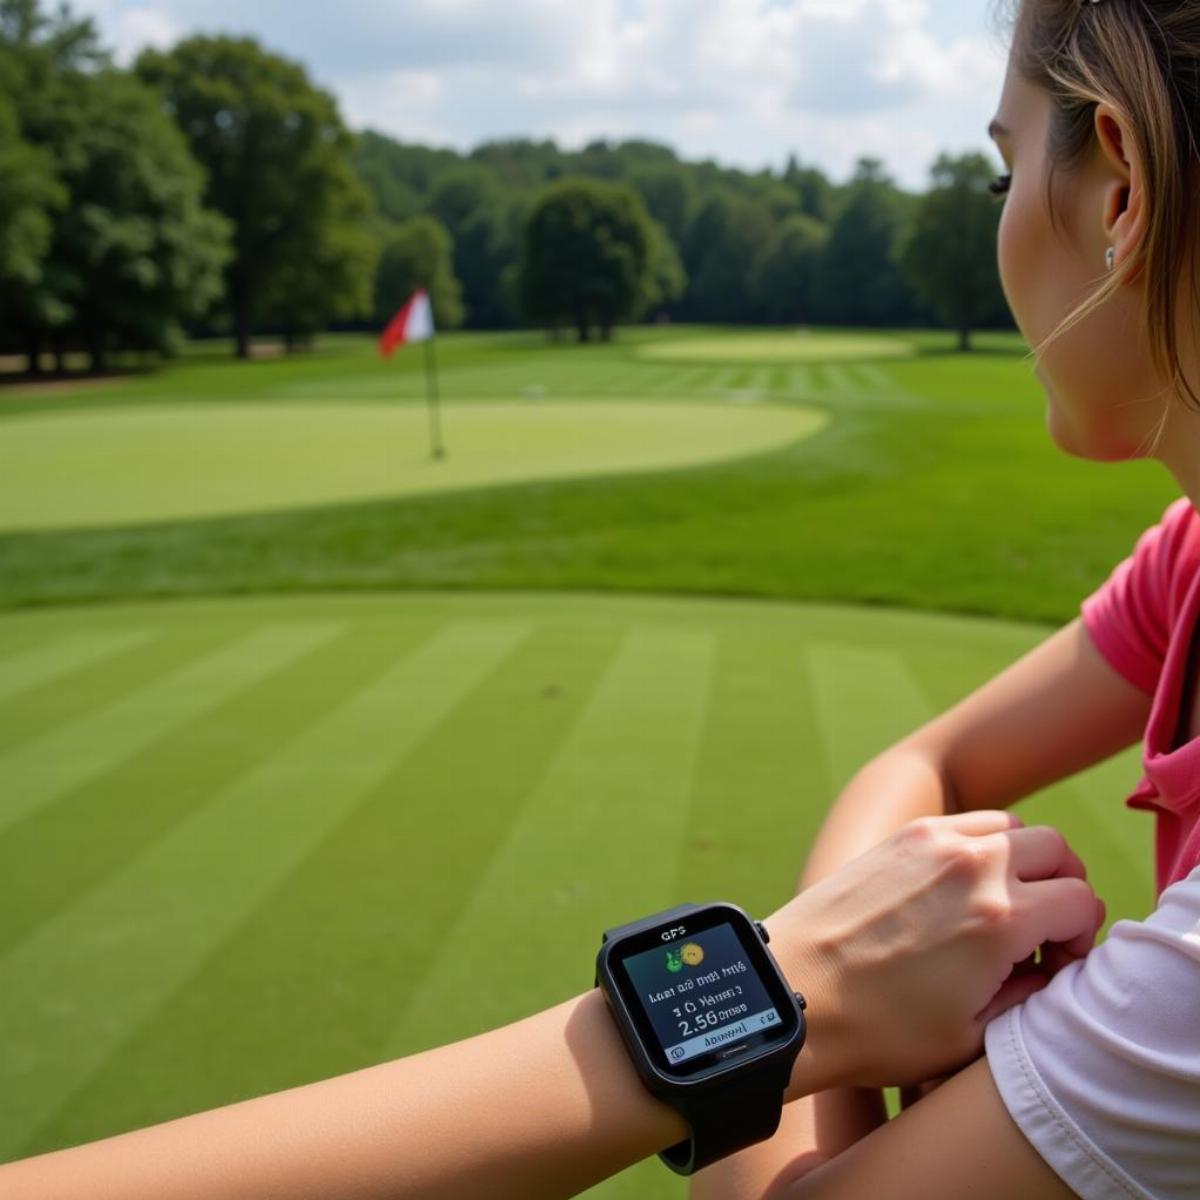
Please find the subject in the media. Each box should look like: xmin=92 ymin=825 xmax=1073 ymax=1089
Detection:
xmin=75 ymin=0 xmax=1010 ymax=189
xmin=75 ymin=0 xmax=180 ymax=64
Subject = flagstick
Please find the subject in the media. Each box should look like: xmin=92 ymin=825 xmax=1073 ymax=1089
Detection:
xmin=423 ymin=335 xmax=446 ymax=460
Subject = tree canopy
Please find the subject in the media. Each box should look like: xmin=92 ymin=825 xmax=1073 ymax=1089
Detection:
xmin=518 ymin=178 xmax=654 ymax=342
xmin=136 ymin=35 xmax=375 ymax=358
xmin=902 ymin=152 xmax=1009 ymax=351
xmin=374 ymin=216 xmax=464 ymax=332
xmin=0 ymin=0 xmax=1016 ymax=368
xmin=1 ymin=0 xmax=229 ymax=369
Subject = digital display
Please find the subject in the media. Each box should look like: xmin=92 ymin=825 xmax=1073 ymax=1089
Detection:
xmin=621 ymin=921 xmax=787 ymax=1070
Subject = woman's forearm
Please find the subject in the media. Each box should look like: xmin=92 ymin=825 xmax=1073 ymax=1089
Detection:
xmin=693 ymin=748 xmax=958 ymax=1200
xmin=0 ymin=989 xmax=686 ymax=1200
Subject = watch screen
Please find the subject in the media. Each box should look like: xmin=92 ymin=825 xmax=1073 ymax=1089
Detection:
xmin=615 ymin=913 xmax=797 ymax=1077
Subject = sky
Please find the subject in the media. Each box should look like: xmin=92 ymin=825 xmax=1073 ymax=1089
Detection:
xmin=73 ymin=0 xmax=1013 ymax=192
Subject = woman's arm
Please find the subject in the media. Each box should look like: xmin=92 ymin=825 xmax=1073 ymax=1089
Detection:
xmin=802 ymin=618 xmax=1150 ymax=875
xmin=772 ymin=1056 xmax=1078 ymax=1200
xmin=0 ymin=810 xmax=1103 ymax=1200
xmin=692 ymin=618 xmax=1150 ymax=1200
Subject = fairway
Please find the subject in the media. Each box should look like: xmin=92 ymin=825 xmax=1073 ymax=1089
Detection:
xmin=0 ymin=591 xmax=1153 ymax=1196
xmin=0 ymin=399 xmax=827 ymax=532
xmin=638 ymin=332 xmax=916 ymax=363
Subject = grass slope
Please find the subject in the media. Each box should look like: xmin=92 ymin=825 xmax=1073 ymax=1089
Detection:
xmin=0 ymin=592 xmax=1153 ymax=1197
xmin=0 ymin=327 xmax=1178 ymax=622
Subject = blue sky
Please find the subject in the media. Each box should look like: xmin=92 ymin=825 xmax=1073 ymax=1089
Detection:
xmin=75 ymin=0 xmax=1012 ymax=191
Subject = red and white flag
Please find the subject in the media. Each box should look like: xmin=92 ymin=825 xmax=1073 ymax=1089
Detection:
xmin=379 ymin=288 xmax=435 ymax=358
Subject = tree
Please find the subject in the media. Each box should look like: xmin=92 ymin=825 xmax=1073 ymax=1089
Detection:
xmin=813 ymin=158 xmax=916 ymax=327
xmin=373 ymin=216 xmax=464 ymax=332
xmin=629 ymin=165 xmax=694 ymax=258
xmin=518 ymin=177 xmax=653 ymax=342
xmin=427 ymin=166 xmax=520 ymax=328
xmin=37 ymin=70 xmax=230 ymax=370
xmin=137 ymin=36 xmax=376 ymax=358
xmin=634 ymin=219 xmax=687 ymax=320
xmin=783 ymin=154 xmax=834 ymax=222
xmin=1 ymin=3 xmax=229 ymax=371
xmin=682 ymin=192 xmax=774 ymax=323
xmin=902 ymin=152 xmax=1007 ymax=351
xmin=0 ymin=90 xmax=61 ymax=302
xmin=750 ymin=213 xmax=828 ymax=325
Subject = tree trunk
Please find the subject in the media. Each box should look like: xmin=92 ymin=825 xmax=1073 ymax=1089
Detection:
xmin=233 ymin=283 xmax=252 ymax=359
xmin=88 ymin=333 xmax=107 ymax=374
xmin=575 ymin=308 xmax=590 ymax=343
xmin=25 ymin=331 xmax=41 ymax=376
xmin=958 ymin=324 xmax=971 ymax=352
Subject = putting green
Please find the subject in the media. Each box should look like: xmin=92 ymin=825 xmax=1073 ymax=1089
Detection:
xmin=0 ymin=399 xmax=827 ymax=532
xmin=639 ymin=332 xmax=916 ymax=364
xmin=0 ymin=591 xmax=1152 ymax=1196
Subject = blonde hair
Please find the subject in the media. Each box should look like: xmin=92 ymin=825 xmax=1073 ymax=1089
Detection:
xmin=997 ymin=0 xmax=1200 ymax=411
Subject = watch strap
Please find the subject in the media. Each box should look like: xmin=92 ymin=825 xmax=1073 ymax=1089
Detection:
xmin=659 ymin=1056 xmax=796 ymax=1174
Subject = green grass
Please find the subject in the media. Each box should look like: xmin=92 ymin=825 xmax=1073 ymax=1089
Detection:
xmin=0 ymin=326 xmax=1174 ymax=1189
xmin=0 ymin=326 xmax=1179 ymax=621
xmin=636 ymin=332 xmax=917 ymax=362
xmin=0 ymin=591 xmax=1154 ymax=1197
xmin=0 ymin=399 xmax=824 ymax=531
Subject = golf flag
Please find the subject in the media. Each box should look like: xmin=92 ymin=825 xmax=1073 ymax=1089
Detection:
xmin=379 ymin=288 xmax=435 ymax=358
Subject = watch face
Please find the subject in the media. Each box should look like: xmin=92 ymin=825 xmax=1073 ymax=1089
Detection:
xmin=607 ymin=906 xmax=800 ymax=1081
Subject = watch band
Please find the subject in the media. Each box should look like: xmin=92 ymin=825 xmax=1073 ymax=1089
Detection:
xmin=659 ymin=1056 xmax=796 ymax=1174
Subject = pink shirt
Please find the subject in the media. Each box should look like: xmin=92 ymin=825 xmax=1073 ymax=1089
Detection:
xmin=982 ymin=499 xmax=1200 ymax=1199
xmin=1081 ymin=496 xmax=1200 ymax=894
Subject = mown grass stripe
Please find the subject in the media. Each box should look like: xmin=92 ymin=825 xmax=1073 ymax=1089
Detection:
xmin=0 ymin=623 xmax=241 ymax=756
xmin=805 ymin=644 xmax=933 ymax=793
xmin=676 ymin=629 xmax=832 ymax=909
xmin=0 ymin=625 xmax=343 ymax=835
xmin=383 ymin=626 xmax=715 ymax=1056
xmin=24 ymin=621 xmax=627 ymax=1154
xmin=787 ymin=366 xmax=816 ymax=396
xmin=0 ymin=631 xmax=153 ymax=705
xmin=0 ymin=619 xmax=528 ymax=1161
xmin=824 ymin=365 xmax=855 ymax=394
xmin=853 ymin=363 xmax=893 ymax=393
xmin=0 ymin=617 xmax=441 ymax=961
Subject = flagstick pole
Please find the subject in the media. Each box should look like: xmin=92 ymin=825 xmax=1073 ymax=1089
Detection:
xmin=423 ymin=334 xmax=445 ymax=460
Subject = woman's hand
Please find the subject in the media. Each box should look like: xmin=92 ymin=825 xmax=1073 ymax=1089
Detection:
xmin=763 ymin=810 xmax=1104 ymax=1099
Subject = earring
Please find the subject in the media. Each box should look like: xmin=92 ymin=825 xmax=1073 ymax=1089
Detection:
xmin=1105 ymin=247 xmax=1116 ymax=271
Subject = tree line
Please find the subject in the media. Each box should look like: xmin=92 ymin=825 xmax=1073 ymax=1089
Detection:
xmin=0 ymin=0 xmax=1013 ymax=373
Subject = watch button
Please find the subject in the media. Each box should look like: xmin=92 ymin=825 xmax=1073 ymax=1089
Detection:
xmin=794 ymin=991 xmax=807 ymax=1011
xmin=756 ymin=921 xmax=770 ymax=944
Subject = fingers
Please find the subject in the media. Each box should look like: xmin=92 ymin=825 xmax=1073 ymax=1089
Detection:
xmin=1003 ymin=825 xmax=1088 ymax=882
xmin=1016 ymin=876 xmax=1103 ymax=955
xmin=932 ymin=809 xmax=1024 ymax=837
xmin=974 ymin=970 xmax=1050 ymax=1028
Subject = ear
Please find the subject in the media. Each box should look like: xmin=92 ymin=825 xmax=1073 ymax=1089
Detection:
xmin=1093 ymin=102 xmax=1146 ymax=279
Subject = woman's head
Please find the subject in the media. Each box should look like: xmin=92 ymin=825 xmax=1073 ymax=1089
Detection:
xmin=991 ymin=1 xmax=1200 ymax=464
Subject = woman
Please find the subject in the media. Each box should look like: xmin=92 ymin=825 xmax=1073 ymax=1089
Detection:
xmin=693 ymin=1 xmax=1200 ymax=1196
xmin=4 ymin=2 xmax=1196 ymax=1198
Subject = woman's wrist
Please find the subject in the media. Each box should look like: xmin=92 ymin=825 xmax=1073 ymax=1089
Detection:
xmin=760 ymin=913 xmax=853 ymax=1102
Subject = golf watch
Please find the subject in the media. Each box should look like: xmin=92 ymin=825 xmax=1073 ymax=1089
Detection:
xmin=595 ymin=902 xmax=807 ymax=1175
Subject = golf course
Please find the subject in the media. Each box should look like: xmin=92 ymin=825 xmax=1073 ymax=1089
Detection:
xmin=0 ymin=326 xmax=1176 ymax=1197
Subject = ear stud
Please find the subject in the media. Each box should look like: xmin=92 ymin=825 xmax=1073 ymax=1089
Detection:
xmin=1105 ymin=247 xmax=1116 ymax=271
